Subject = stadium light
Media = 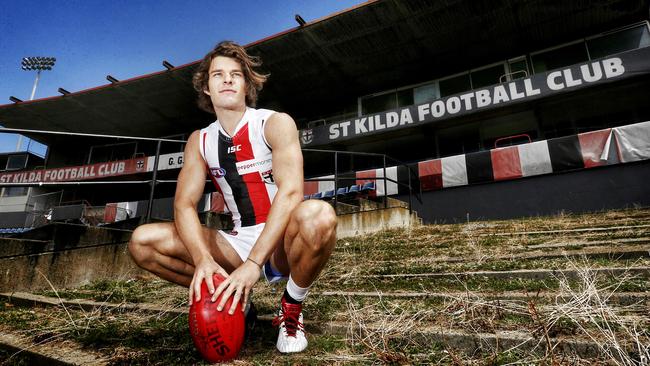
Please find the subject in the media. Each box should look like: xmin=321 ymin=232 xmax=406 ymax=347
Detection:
xmin=20 ymin=56 xmax=56 ymax=100
xmin=58 ymin=87 xmax=70 ymax=95
xmin=106 ymin=75 xmax=119 ymax=83
xmin=19 ymin=56 xmax=56 ymax=150
xmin=9 ymin=96 xmax=23 ymax=103
xmin=162 ymin=60 xmax=174 ymax=70
xmin=295 ymin=14 xmax=306 ymax=26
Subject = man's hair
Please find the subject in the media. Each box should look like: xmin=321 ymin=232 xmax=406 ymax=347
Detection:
xmin=192 ymin=41 xmax=269 ymax=113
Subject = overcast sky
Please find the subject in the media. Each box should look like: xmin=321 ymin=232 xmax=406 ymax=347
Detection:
xmin=0 ymin=0 xmax=364 ymax=155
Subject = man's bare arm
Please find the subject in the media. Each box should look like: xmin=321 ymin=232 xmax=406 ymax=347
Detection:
xmin=248 ymin=112 xmax=304 ymax=265
xmin=175 ymin=130 xmax=227 ymax=304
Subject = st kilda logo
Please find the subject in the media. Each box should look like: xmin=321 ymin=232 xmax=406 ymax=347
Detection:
xmin=261 ymin=169 xmax=275 ymax=184
xmin=210 ymin=167 xmax=227 ymax=178
xmin=300 ymin=129 xmax=313 ymax=145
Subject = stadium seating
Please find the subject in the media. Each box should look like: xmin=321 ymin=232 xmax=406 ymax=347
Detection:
xmin=336 ymin=187 xmax=348 ymax=197
xmin=360 ymin=181 xmax=376 ymax=193
xmin=347 ymin=184 xmax=361 ymax=196
xmin=321 ymin=190 xmax=335 ymax=201
xmin=0 ymin=227 xmax=31 ymax=235
xmin=303 ymin=182 xmax=378 ymax=203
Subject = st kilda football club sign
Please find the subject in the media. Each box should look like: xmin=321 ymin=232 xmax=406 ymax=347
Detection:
xmin=300 ymin=46 xmax=650 ymax=146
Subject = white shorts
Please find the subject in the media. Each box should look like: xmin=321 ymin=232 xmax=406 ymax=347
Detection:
xmin=218 ymin=223 xmax=287 ymax=283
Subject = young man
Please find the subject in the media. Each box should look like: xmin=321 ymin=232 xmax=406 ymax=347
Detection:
xmin=128 ymin=41 xmax=337 ymax=353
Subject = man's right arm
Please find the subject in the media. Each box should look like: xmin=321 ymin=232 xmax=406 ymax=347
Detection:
xmin=174 ymin=130 xmax=227 ymax=304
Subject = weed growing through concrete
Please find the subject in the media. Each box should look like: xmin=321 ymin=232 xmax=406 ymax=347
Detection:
xmin=546 ymin=257 xmax=650 ymax=365
xmin=345 ymin=294 xmax=439 ymax=363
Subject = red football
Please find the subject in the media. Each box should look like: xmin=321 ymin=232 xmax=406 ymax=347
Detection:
xmin=189 ymin=273 xmax=245 ymax=363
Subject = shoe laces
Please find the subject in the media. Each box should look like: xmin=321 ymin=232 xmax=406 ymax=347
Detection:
xmin=272 ymin=298 xmax=304 ymax=337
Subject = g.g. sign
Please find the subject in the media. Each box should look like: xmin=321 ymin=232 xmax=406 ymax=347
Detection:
xmin=149 ymin=152 xmax=184 ymax=171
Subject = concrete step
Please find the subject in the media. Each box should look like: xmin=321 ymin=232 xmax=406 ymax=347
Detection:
xmin=0 ymin=292 xmax=186 ymax=317
xmin=6 ymin=287 xmax=648 ymax=321
xmin=483 ymin=224 xmax=650 ymax=236
xmin=370 ymin=243 xmax=650 ymax=267
xmin=357 ymin=266 xmax=650 ymax=281
xmin=526 ymin=237 xmax=650 ymax=250
xmin=0 ymin=327 xmax=108 ymax=366
xmin=312 ymin=290 xmax=650 ymax=306
xmin=318 ymin=322 xmax=619 ymax=360
xmin=0 ymin=237 xmax=49 ymax=259
xmin=1 ymin=291 xmax=637 ymax=361
xmin=337 ymin=206 xmax=421 ymax=239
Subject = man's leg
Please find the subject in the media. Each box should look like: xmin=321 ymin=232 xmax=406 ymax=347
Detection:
xmin=275 ymin=200 xmax=337 ymax=286
xmin=128 ymin=222 xmax=243 ymax=287
xmin=271 ymin=200 xmax=337 ymax=353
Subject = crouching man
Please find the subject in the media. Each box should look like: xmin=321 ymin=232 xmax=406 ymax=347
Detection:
xmin=128 ymin=41 xmax=337 ymax=353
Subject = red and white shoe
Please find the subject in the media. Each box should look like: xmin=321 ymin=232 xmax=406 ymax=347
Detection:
xmin=272 ymin=297 xmax=307 ymax=353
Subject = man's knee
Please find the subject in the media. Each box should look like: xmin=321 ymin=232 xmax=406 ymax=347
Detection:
xmin=128 ymin=224 xmax=156 ymax=268
xmin=292 ymin=200 xmax=337 ymax=248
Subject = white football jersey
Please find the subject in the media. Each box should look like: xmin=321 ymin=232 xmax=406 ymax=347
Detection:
xmin=199 ymin=107 xmax=278 ymax=228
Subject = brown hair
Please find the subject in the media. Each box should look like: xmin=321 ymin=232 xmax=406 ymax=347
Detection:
xmin=192 ymin=41 xmax=269 ymax=113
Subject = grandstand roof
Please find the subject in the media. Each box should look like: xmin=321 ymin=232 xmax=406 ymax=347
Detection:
xmin=1 ymin=0 xmax=647 ymax=145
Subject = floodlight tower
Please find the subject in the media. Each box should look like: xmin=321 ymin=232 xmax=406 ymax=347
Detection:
xmin=17 ymin=56 xmax=56 ymax=150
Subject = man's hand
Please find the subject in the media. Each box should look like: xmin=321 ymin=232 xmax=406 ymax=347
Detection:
xmin=212 ymin=260 xmax=261 ymax=315
xmin=189 ymin=256 xmax=229 ymax=305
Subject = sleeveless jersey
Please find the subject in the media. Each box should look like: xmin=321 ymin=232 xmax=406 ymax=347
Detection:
xmin=199 ymin=107 xmax=277 ymax=228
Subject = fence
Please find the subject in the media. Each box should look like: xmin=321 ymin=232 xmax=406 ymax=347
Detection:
xmin=0 ymin=127 xmax=420 ymax=228
xmin=24 ymin=190 xmax=63 ymax=227
xmin=302 ymin=149 xmax=421 ymax=213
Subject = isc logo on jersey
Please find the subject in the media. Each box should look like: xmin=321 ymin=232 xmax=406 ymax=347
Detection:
xmin=227 ymin=145 xmax=241 ymax=154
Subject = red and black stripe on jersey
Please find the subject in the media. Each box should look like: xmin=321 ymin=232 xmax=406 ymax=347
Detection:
xmin=207 ymin=124 xmax=271 ymax=227
xmin=217 ymin=130 xmax=258 ymax=226
xmin=231 ymin=123 xmax=272 ymax=224
xmin=200 ymin=107 xmax=277 ymax=228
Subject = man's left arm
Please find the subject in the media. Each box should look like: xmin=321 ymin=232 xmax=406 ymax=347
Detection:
xmin=213 ymin=112 xmax=304 ymax=313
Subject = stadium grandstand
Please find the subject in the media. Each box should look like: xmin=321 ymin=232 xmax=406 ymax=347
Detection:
xmin=1 ymin=0 xmax=649 ymax=232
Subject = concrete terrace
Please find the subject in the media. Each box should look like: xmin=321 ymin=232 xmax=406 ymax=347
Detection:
xmin=0 ymin=206 xmax=649 ymax=364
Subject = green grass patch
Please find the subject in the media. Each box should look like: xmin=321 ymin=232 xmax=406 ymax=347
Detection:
xmin=0 ymin=304 xmax=38 ymax=330
xmin=337 ymin=276 xmax=561 ymax=293
xmin=34 ymin=278 xmax=187 ymax=307
xmin=35 ymin=279 xmax=147 ymax=303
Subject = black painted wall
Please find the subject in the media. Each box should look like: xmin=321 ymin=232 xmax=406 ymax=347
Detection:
xmin=401 ymin=160 xmax=650 ymax=224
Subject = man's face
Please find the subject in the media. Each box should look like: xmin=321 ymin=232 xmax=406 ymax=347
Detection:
xmin=205 ymin=56 xmax=246 ymax=110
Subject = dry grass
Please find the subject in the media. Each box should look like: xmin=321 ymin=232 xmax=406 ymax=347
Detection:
xmin=345 ymin=294 xmax=438 ymax=364
xmin=545 ymin=258 xmax=650 ymax=366
xmin=1 ymin=207 xmax=649 ymax=365
xmin=1 ymin=270 xmax=194 ymax=365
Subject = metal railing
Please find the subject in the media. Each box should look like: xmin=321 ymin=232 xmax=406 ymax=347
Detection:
xmin=0 ymin=127 xmax=186 ymax=224
xmin=0 ymin=127 xmax=422 ymax=228
xmin=494 ymin=133 xmax=532 ymax=148
xmin=302 ymin=149 xmax=422 ymax=214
